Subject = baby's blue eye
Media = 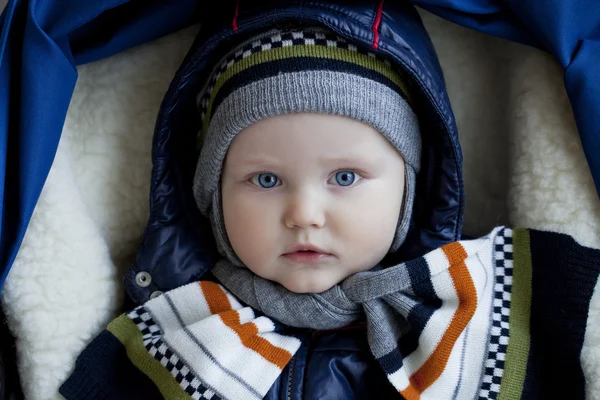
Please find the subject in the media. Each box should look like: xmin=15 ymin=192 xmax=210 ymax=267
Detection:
xmin=331 ymin=170 xmax=361 ymax=186
xmin=251 ymin=173 xmax=280 ymax=188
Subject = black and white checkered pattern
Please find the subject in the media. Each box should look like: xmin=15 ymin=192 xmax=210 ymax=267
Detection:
xmin=147 ymin=338 xmax=222 ymax=400
xmin=197 ymin=27 xmax=389 ymax=124
xmin=478 ymin=228 xmax=513 ymax=399
xmin=127 ymin=307 xmax=222 ymax=399
xmin=127 ymin=306 xmax=161 ymax=340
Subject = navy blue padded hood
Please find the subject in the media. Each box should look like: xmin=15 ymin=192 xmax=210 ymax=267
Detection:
xmin=125 ymin=0 xmax=464 ymax=305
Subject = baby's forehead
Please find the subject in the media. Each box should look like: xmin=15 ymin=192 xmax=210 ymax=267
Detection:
xmin=224 ymin=113 xmax=402 ymax=166
xmin=220 ymin=114 xmax=409 ymax=179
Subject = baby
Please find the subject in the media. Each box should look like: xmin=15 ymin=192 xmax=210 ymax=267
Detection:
xmin=216 ymin=113 xmax=408 ymax=294
xmin=192 ymin=25 xmax=420 ymax=295
xmin=61 ymin=24 xmax=600 ymax=400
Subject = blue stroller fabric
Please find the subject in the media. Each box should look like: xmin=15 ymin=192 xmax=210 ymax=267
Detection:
xmin=0 ymin=0 xmax=599 ymax=292
xmin=0 ymin=0 xmax=200 ymax=291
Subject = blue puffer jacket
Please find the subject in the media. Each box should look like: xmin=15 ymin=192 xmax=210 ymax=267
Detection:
xmin=124 ymin=1 xmax=464 ymax=398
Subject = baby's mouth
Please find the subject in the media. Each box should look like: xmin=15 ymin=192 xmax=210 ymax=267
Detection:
xmin=282 ymin=250 xmax=331 ymax=264
xmin=282 ymin=245 xmax=332 ymax=264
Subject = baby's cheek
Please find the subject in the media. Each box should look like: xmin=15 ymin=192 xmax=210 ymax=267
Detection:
xmin=224 ymin=195 xmax=279 ymax=264
xmin=334 ymin=198 xmax=397 ymax=269
xmin=337 ymin=192 xmax=397 ymax=238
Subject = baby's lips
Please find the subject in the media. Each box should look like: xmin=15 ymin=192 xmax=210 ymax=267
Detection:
xmin=282 ymin=251 xmax=332 ymax=264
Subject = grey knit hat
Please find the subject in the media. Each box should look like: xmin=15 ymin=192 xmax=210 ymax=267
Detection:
xmin=193 ymin=27 xmax=421 ymax=263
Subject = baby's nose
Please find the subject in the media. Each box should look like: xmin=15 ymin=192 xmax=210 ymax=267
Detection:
xmin=283 ymin=190 xmax=326 ymax=229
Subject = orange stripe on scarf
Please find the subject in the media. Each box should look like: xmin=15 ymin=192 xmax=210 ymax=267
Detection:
xmin=200 ymin=281 xmax=233 ymax=314
xmin=200 ymin=281 xmax=293 ymax=370
xmin=400 ymin=242 xmax=478 ymax=399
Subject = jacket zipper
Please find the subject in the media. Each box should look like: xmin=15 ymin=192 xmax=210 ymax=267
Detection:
xmin=287 ymin=355 xmax=296 ymax=400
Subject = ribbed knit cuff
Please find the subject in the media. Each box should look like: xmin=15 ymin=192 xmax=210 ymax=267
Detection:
xmin=60 ymin=362 xmax=110 ymax=400
xmin=547 ymin=231 xmax=600 ymax=322
xmin=563 ymin=234 xmax=600 ymax=322
xmin=523 ymin=229 xmax=600 ymax=399
xmin=567 ymin=236 xmax=600 ymax=283
xmin=59 ymin=329 xmax=165 ymax=399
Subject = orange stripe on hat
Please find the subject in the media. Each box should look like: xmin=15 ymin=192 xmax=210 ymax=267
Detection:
xmin=400 ymin=242 xmax=478 ymax=399
xmin=200 ymin=281 xmax=293 ymax=369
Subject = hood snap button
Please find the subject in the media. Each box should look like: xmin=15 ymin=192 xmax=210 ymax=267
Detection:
xmin=135 ymin=271 xmax=152 ymax=288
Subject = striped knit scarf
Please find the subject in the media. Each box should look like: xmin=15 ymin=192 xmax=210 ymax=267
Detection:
xmin=105 ymin=227 xmax=518 ymax=399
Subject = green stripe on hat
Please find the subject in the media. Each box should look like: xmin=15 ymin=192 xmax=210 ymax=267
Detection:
xmin=201 ymin=44 xmax=412 ymax=136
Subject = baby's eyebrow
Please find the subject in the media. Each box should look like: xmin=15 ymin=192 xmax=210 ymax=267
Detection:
xmin=232 ymin=155 xmax=374 ymax=169
xmin=317 ymin=155 xmax=373 ymax=167
xmin=232 ymin=156 xmax=281 ymax=167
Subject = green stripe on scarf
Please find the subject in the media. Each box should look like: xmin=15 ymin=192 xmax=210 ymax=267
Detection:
xmin=108 ymin=315 xmax=193 ymax=400
xmin=498 ymin=228 xmax=532 ymax=400
xmin=201 ymin=44 xmax=411 ymax=135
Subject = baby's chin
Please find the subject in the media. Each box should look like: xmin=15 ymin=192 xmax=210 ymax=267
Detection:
xmin=276 ymin=273 xmax=345 ymax=294
xmin=266 ymin=262 xmax=382 ymax=294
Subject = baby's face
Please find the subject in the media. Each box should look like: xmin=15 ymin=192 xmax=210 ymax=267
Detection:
xmin=221 ymin=113 xmax=405 ymax=293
